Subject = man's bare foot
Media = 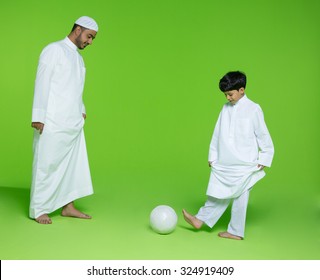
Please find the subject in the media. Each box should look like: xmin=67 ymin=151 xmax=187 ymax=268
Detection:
xmin=182 ymin=209 xmax=203 ymax=229
xmin=35 ymin=214 xmax=52 ymax=224
xmin=218 ymin=231 xmax=243 ymax=240
xmin=61 ymin=202 xmax=91 ymax=219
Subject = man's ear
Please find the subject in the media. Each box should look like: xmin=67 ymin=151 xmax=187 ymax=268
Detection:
xmin=74 ymin=26 xmax=82 ymax=36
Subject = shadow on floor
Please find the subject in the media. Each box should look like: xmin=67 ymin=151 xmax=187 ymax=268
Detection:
xmin=0 ymin=186 xmax=30 ymax=218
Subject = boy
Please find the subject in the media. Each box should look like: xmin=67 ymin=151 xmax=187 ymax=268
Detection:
xmin=183 ymin=71 xmax=274 ymax=240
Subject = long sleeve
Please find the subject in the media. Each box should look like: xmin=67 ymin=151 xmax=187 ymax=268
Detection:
xmin=32 ymin=45 xmax=59 ymax=123
xmin=253 ymin=106 xmax=274 ymax=167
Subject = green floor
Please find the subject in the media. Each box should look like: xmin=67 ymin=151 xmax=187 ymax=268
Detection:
xmin=1 ymin=170 xmax=319 ymax=260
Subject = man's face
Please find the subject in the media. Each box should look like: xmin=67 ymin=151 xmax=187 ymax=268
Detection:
xmin=75 ymin=28 xmax=97 ymax=50
xmin=224 ymin=88 xmax=245 ymax=105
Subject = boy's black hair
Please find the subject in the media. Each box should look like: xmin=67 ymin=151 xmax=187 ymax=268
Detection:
xmin=219 ymin=71 xmax=246 ymax=92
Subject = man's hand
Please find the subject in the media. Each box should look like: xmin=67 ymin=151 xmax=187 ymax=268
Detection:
xmin=82 ymin=113 xmax=86 ymax=119
xmin=258 ymin=164 xmax=265 ymax=170
xmin=31 ymin=122 xmax=44 ymax=134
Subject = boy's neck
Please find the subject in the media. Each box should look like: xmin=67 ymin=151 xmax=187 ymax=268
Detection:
xmin=232 ymin=94 xmax=245 ymax=105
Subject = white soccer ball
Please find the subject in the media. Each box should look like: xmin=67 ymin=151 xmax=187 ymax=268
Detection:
xmin=150 ymin=205 xmax=178 ymax=234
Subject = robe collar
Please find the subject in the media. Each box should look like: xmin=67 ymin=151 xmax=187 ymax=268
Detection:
xmin=63 ymin=37 xmax=78 ymax=51
xmin=233 ymin=94 xmax=248 ymax=106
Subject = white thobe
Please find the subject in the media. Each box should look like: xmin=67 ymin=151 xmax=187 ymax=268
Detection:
xmin=207 ymin=95 xmax=274 ymax=199
xmin=30 ymin=37 xmax=93 ymax=219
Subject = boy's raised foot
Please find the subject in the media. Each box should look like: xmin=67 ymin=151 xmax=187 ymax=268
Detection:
xmin=182 ymin=209 xmax=203 ymax=229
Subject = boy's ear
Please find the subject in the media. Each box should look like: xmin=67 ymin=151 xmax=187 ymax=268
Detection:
xmin=239 ymin=87 xmax=245 ymax=95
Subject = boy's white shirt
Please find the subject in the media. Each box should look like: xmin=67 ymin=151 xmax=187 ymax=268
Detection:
xmin=207 ymin=95 xmax=274 ymax=199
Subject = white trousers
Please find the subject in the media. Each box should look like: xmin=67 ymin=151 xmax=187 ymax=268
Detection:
xmin=195 ymin=190 xmax=250 ymax=238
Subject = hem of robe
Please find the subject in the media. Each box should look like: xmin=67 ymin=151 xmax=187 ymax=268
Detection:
xmin=29 ymin=187 xmax=93 ymax=219
xmin=206 ymin=169 xmax=265 ymax=200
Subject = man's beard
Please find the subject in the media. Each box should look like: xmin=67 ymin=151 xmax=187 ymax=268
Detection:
xmin=75 ymin=34 xmax=86 ymax=49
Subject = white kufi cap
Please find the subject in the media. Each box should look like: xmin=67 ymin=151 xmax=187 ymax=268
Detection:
xmin=75 ymin=16 xmax=98 ymax=32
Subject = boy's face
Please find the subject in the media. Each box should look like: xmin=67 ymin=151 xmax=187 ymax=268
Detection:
xmin=224 ymin=88 xmax=245 ymax=105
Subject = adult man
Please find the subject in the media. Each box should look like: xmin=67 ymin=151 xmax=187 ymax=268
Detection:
xmin=30 ymin=16 xmax=98 ymax=224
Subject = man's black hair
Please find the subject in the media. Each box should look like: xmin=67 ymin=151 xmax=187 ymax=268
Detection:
xmin=71 ymin=24 xmax=87 ymax=32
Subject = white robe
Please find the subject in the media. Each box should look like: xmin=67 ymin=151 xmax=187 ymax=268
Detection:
xmin=30 ymin=37 xmax=93 ymax=219
xmin=207 ymin=95 xmax=274 ymax=199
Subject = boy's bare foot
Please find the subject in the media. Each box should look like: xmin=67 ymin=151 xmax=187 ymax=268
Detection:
xmin=218 ymin=231 xmax=243 ymax=240
xmin=61 ymin=202 xmax=91 ymax=219
xmin=35 ymin=214 xmax=52 ymax=224
xmin=182 ymin=209 xmax=203 ymax=229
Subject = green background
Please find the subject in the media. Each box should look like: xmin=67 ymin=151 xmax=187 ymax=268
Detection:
xmin=0 ymin=0 xmax=319 ymax=259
